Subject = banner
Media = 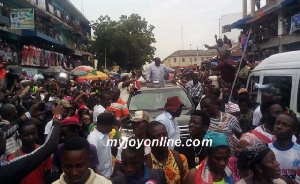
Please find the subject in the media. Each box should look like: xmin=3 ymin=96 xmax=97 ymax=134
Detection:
xmin=290 ymin=14 xmax=300 ymax=34
xmin=37 ymin=0 xmax=46 ymax=9
xmin=10 ymin=9 xmax=35 ymax=29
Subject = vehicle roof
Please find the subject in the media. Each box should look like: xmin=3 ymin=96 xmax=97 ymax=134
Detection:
xmin=253 ymin=51 xmax=300 ymax=72
xmin=140 ymin=83 xmax=183 ymax=91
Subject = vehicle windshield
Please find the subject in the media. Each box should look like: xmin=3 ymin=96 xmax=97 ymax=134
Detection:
xmin=129 ymin=88 xmax=192 ymax=110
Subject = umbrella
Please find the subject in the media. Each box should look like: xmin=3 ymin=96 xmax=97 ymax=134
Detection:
xmin=72 ymin=70 xmax=88 ymax=76
xmin=72 ymin=66 xmax=95 ymax=73
xmin=43 ymin=66 xmax=68 ymax=75
xmin=77 ymin=71 xmax=109 ymax=81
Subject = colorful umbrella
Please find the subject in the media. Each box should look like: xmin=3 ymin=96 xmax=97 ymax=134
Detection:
xmin=72 ymin=70 xmax=88 ymax=76
xmin=77 ymin=71 xmax=109 ymax=81
xmin=72 ymin=66 xmax=95 ymax=73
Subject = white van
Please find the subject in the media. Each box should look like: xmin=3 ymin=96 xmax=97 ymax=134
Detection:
xmin=246 ymin=51 xmax=300 ymax=116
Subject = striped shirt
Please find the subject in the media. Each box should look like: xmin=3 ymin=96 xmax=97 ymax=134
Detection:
xmin=208 ymin=112 xmax=242 ymax=153
xmin=107 ymin=98 xmax=130 ymax=120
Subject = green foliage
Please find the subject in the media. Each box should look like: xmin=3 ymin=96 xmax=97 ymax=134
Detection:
xmin=91 ymin=14 xmax=156 ymax=71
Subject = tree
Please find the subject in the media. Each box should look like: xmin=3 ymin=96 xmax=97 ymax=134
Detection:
xmin=91 ymin=14 xmax=156 ymax=72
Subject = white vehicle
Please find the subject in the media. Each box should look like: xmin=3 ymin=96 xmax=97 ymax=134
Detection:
xmin=246 ymin=51 xmax=300 ymax=117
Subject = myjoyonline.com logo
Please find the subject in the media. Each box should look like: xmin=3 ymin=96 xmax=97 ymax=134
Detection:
xmin=107 ymin=137 xmax=213 ymax=149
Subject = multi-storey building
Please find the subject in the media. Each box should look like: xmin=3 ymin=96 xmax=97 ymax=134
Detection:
xmin=231 ymin=0 xmax=300 ymax=55
xmin=163 ymin=50 xmax=217 ymax=68
xmin=0 ymin=0 xmax=92 ymax=74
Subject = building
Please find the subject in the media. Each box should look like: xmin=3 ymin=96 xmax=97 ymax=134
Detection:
xmin=0 ymin=0 xmax=92 ymax=74
xmin=231 ymin=0 xmax=300 ymax=57
xmin=220 ymin=12 xmax=246 ymax=43
xmin=163 ymin=50 xmax=217 ymax=68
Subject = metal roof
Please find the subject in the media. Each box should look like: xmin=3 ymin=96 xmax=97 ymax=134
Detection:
xmin=253 ymin=51 xmax=300 ymax=71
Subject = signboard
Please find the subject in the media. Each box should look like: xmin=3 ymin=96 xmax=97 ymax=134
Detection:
xmin=10 ymin=9 xmax=35 ymax=29
xmin=37 ymin=0 xmax=46 ymax=9
xmin=290 ymin=14 xmax=300 ymax=34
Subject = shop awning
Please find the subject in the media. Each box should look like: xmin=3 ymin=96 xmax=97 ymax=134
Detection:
xmin=22 ymin=30 xmax=64 ymax=46
xmin=231 ymin=16 xmax=252 ymax=29
xmin=247 ymin=0 xmax=296 ymax=23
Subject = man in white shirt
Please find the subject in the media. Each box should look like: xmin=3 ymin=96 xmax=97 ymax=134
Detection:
xmin=117 ymin=75 xmax=135 ymax=103
xmin=146 ymin=57 xmax=174 ymax=82
xmin=88 ymin=112 xmax=119 ymax=178
xmin=204 ymin=38 xmax=230 ymax=57
xmin=269 ymin=114 xmax=300 ymax=183
xmin=156 ymin=96 xmax=184 ymax=150
xmin=93 ymin=91 xmax=112 ymax=122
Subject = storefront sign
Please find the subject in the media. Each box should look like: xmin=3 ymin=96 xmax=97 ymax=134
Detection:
xmin=37 ymin=0 xmax=46 ymax=9
xmin=10 ymin=9 xmax=35 ymax=29
xmin=290 ymin=14 xmax=300 ymax=33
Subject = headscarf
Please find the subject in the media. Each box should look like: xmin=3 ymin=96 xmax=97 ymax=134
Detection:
xmin=239 ymin=132 xmax=261 ymax=146
xmin=242 ymin=141 xmax=271 ymax=172
xmin=204 ymin=131 xmax=228 ymax=148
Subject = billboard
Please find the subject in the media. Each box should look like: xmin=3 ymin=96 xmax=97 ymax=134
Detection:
xmin=10 ymin=9 xmax=35 ymax=29
xmin=290 ymin=14 xmax=300 ymax=34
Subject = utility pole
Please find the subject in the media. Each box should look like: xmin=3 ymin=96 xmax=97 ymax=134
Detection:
xmin=104 ymin=44 xmax=107 ymax=72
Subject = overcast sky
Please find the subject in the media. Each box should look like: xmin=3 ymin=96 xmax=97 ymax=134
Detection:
xmin=69 ymin=0 xmax=265 ymax=59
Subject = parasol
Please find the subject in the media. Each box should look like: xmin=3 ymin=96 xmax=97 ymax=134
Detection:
xmin=77 ymin=71 xmax=109 ymax=81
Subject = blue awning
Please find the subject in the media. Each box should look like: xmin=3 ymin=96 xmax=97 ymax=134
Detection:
xmin=231 ymin=16 xmax=252 ymax=29
xmin=22 ymin=30 xmax=64 ymax=46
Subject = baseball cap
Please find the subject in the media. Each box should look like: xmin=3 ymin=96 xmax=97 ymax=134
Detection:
xmin=61 ymin=116 xmax=80 ymax=127
xmin=164 ymin=96 xmax=184 ymax=113
xmin=129 ymin=110 xmax=150 ymax=123
xmin=56 ymin=99 xmax=72 ymax=108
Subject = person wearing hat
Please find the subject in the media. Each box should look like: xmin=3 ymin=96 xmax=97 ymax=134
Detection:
xmin=44 ymin=99 xmax=73 ymax=138
xmin=156 ymin=96 xmax=184 ymax=150
xmin=87 ymin=112 xmax=119 ymax=178
xmin=113 ymin=110 xmax=151 ymax=177
xmin=50 ymin=116 xmax=100 ymax=181
xmin=184 ymin=131 xmax=234 ymax=184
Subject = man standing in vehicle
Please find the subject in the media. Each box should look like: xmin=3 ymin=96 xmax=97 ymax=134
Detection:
xmin=146 ymin=57 xmax=174 ymax=82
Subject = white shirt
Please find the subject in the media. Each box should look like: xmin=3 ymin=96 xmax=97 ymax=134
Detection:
xmin=253 ymin=105 xmax=262 ymax=126
xmin=269 ymin=142 xmax=300 ymax=181
xmin=93 ymin=105 xmax=105 ymax=122
xmin=87 ymin=129 xmax=113 ymax=178
xmin=156 ymin=111 xmax=180 ymax=150
xmin=44 ymin=120 xmax=53 ymax=135
xmin=137 ymin=76 xmax=145 ymax=82
xmin=115 ymin=138 xmax=151 ymax=162
xmin=117 ymin=82 xmax=132 ymax=103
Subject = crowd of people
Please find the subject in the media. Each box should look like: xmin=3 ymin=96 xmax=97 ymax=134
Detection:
xmin=0 ymin=36 xmax=300 ymax=184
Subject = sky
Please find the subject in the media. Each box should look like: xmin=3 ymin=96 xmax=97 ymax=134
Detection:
xmin=69 ymin=0 xmax=265 ymax=60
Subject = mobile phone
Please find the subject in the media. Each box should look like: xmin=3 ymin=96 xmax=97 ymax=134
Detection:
xmin=39 ymin=103 xmax=45 ymax=111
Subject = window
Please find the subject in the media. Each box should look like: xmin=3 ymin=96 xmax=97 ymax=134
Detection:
xmin=182 ymin=58 xmax=185 ymax=62
xmin=194 ymin=58 xmax=197 ymax=62
xmin=222 ymin=25 xmax=231 ymax=33
xmin=247 ymin=75 xmax=260 ymax=101
xmin=262 ymin=76 xmax=292 ymax=109
xmin=174 ymin=58 xmax=177 ymax=63
xmin=190 ymin=58 xmax=192 ymax=63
